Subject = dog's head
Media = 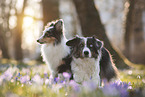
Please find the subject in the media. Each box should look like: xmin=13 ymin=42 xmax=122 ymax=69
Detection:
xmin=37 ymin=19 xmax=64 ymax=44
xmin=66 ymin=36 xmax=103 ymax=58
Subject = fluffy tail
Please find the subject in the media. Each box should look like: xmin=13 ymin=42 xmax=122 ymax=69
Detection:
xmin=100 ymin=47 xmax=118 ymax=82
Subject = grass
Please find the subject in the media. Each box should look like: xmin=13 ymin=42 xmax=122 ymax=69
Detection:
xmin=0 ymin=59 xmax=145 ymax=97
xmin=119 ymin=66 xmax=145 ymax=88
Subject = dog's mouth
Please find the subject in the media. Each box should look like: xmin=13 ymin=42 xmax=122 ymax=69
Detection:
xmin=38 ymin=42 xmax=45 ymax=44
xmin=74 ymin=54 xmax=90 ymax=59
xmin=84 ymin=55 xmax=89 ymax=58
xmin=37 ymin=37 xmax=56 ymax=44
xmin=37 ymin=39 xmax=45 ymax=44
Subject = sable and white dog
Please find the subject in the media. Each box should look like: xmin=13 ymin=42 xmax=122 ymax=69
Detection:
xmin=66 ymin=36 xmax=118 ymax=85
xmin=37 ymin=19 xmax=72 ymax=81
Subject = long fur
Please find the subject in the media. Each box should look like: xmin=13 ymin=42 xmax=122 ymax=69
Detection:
xmin=66 ymin=36 xmax=118 ymax=85
xmin=37 ymin=19 xmax=71 ymax=80
xmin=66 ymin=36 xmax=103 ymax=85
xmin=41 ymin=37 xmax=70 ymax=77
xmin=71 ymin=57 xmax=101 ymax=85
xmin=100 ymin=47 xmax=118 ymax=82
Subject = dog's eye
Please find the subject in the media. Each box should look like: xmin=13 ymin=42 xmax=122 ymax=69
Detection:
xmin=45 ymin=33 xmax=49 ymax=36
xmin=44 ymin=33 xmax=50 ymax=37
xmin=90 ymin=44 xmax=93 ymax=48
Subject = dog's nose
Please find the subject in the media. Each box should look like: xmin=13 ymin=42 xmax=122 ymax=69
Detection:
xmin=84 ymin=51 xmax=89 ymax=56
xmin=37 ymin=39 xmax=39 ymax=42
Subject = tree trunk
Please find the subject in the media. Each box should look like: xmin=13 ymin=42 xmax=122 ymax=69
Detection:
xmin=124 ymin=0 xmax=135 ymax=59
xmin=42 ymin=0 xmax=59 ymax=25
xmin=0 ymin=1 xmax=10 ymax=59
xmin=124 ymin=0 xmax=145 ymax=64
xmin=14 ymin=0 xmax=27 ymax=61
xmin=73 ymin=0 xmax=129 ymax=69
xmin=0 ymin=30 xmax=10 ymax=59
xmin=14 ymin=14 xmax=23 ymax=60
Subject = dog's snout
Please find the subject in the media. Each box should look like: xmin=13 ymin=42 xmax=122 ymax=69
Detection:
xmin=84 ymin=51 xmax=89 ymax=56
xmin=37 ymin=39 xmax=40 ymax=42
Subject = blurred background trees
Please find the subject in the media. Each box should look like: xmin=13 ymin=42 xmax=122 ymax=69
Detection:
xmin=124 ymin=0 xmax=145 ymax=64
xmin=73 ymin=0 xmax=128 ymax=68
xmin=0 ymin=0 xmax=42 ymax=61
xmin=14 ymin=0 xmax=27 ymax=60
xmin=0 ymin=0 xmax=145 ymax=68
xmin=42 ymin=0 xmax=59 ymax=25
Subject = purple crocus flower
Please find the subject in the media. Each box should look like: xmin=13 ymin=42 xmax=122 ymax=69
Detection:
xmin=82 ymin=81 xmax=98 ymax=92
xmin=1 ymin=68 xmax=13 ymax=81
xmin=45 ymin=78 xmax=49 ymax=85
xmin=17 ymin=73 xmax=21 ymax=77
xmin=120 ymin=89 xmax=129 ymax=97
xmin=102 ymin=81 xmax=129 ymax=97
xmin=54 ymin=77 xmax=60 ymax=83
xmin=63 ymin=72 xmax=71 ymax=79
xmin=44 ymin=72 xmax=48 ymax=78
xmin=102 ymin=84 xmax=119 ymax=96
xmin=69 ymin=80 xmax=80 ymax=92
xmin=19 ymin=75 xmax=30 ymax=84
xmin=32 ymin=74 xmax=43 ymax=85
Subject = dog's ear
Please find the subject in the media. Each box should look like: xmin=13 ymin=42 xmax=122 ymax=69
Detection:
xmin=96 ymin=40 xmax=103 ymax=49
xmin=66 ymin=35 xmax=80 ymax=46
xmin=45 ymin=21 xmax=55 ymax=29
xmin=92 ymin=36 xmax=103 ymax=49
xmin=92 ymin=35 xmax=97 ymax=38
xmin=54 ymin=19 xmax=63 ymax=31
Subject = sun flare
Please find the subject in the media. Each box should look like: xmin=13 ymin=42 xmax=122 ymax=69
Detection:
xmin=23 ymin=17 xmax=34 ymax=28
xmin=22 ymin=16 xmax=36 ymax=50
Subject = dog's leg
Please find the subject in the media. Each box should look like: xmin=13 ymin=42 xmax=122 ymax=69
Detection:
xmin=57 ymin=73 xmax=64 ymax=83
xmin=49 ymin=71 xmax=56 ymax=84
xmin=92 ymin=73 xmax=101 ymax=86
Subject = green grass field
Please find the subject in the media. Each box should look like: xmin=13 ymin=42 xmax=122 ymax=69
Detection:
xmin=0 ymin=59 xmax=145 ymax=97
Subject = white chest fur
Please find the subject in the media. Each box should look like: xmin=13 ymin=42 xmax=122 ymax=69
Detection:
xmin=41 ymin=38 xmax=70 ymax=74
xmin=71 ymin=57 xmax=101 ymax=85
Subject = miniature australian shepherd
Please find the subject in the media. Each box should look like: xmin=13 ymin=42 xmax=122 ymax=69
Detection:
xmin=37 ymin=19 xmax=117 ymax=85
xmin=66 ymin=36 xmax=118 ymax=85
xmin=37 ymin=19 xmax=72 ymax=81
